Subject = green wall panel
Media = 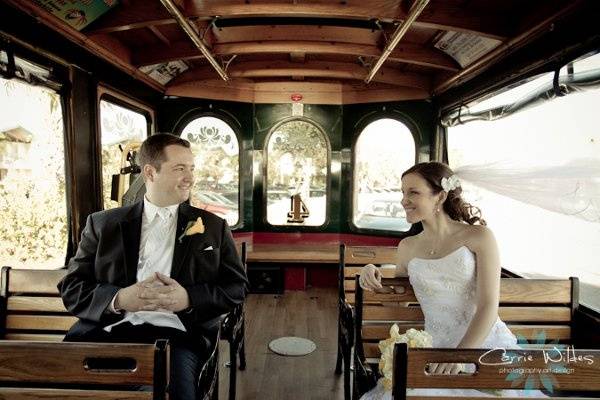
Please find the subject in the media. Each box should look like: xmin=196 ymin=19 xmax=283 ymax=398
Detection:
xmin=158 ymin=99 xmax=436 ymax=236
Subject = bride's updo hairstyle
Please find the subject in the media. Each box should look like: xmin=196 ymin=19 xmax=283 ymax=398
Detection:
xmin=402 ymin=162 xmax=486 ymax=225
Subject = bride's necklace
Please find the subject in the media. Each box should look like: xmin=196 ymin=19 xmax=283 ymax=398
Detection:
xmin=428 ymin=236 xmax=443 ymax=255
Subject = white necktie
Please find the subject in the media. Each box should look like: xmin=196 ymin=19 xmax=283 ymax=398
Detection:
xmin=139 ymin=208 xmax=173 ymax=280
xmin=155 ymin=208 xmax=172 ymax=237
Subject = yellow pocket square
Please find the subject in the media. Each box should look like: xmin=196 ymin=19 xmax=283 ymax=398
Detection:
xmin=178 ymin=217 xmax=205 ymax=242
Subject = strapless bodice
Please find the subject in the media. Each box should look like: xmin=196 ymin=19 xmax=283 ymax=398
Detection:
xmin=407 ymin=246 xmax=515 ymax=348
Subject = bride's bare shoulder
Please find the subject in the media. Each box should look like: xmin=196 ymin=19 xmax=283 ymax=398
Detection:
xmin=397 ymin=234 xmax=421 ymax=262
xmin=460 ymin=224 xmax=497 ymax=251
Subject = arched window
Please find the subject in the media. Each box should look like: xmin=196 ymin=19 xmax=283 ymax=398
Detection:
xmin=181 ymin=116 xmax=240 ymax=227
xmin=353 ymin=118 xmax=415 ymax=232
xmin=99 ymin=92 xmax=151 ymax=210
xmin=266 ymin=119 xmax=329 ymax=226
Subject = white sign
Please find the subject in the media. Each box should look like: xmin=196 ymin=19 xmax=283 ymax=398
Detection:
xmin=435 ymin=31 xmax=501 ymax=68
xmin=140 ymin=61 xmax=189 ymax=85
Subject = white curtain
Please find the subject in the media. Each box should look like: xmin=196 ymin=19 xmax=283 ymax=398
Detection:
xmin=454 ymin=159 xmax=600 ymax=223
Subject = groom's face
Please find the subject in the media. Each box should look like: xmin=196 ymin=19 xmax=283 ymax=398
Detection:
xmin=145 ymin=144 xmax=195 ymax=207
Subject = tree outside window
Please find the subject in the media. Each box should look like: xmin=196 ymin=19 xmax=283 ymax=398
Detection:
xmin=0 ymin=78 xmax=67 ymax=268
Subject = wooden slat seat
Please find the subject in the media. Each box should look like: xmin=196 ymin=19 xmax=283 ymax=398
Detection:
xmin=392 ymin=344 xmax=600 ymax=399
xmin=0 ymin=266 xmax=223 ymax=400
xmin=353 ymin=276 xmax=581 ymax=398
xmin=0 ymin=339 xmax=169 ymax=400
xmin=335 ymin=244 xmax=398 ymax=400
xmin=0 ymin=267 xmax=70 ymax=340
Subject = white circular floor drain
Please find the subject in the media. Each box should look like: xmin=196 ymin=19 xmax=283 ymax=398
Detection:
xmin=268 ymin=336 xmax=316 ymax=356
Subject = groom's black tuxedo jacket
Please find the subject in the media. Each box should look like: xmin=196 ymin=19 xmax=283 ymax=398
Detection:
xmin=58 ymin=201 xmax=248 ymax=344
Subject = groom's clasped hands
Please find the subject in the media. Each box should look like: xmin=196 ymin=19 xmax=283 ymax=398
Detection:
xmin=115 ymin=272 xmax=190 ymax=313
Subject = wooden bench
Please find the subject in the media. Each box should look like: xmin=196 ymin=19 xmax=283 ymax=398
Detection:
xmin=353 ymin=276 xmax=580 ymax=398
xmin=392 ymin=343 xmax=600 ymax=399
xmin=335 ymin=245 xmax=397 ymax=400
xmin=0 ymin=339 xmax=168 ymax=400
xmin=0 ymin=266 xmax=220 ymax=400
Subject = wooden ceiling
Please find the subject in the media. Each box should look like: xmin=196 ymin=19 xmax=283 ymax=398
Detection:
xmin=3 ymin=0 xmax=586 ymax=104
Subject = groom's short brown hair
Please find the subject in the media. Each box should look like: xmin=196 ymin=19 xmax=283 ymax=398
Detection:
xmin=137 ymin=133 xmax=191 ymax=172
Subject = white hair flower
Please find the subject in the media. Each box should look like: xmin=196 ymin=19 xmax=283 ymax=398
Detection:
xmin=441 ymin=175 xmax=461 ymax=192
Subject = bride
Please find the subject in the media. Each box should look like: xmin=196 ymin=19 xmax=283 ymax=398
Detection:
xmin=359 ymin=162 xmax=546 ymax=399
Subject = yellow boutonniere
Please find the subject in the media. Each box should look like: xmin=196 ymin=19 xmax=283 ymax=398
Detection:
xmin=178 ymin=217 xmax=205 ymax=243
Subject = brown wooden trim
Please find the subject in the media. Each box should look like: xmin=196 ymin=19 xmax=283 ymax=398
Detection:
xmin=363 ymin=306 xmax=425 ymax=321
xmin=344 ymin=246 xmax=398 ymax=265
xmin=405 ymin=348 xmax=600 ymax=390
xmin=88 ymin=34 xmax=132 ymax=64
xmin=166 ymin=79 xmax=429 ymax=104
xmin=148 ymin=26 xmax=171 ymax=46
xmin=0 ymin=388 xmax=152 ymax=400
xmin=362 ymin=323 xmax=571 ymax=342
xmin=0 ymin=342 xmax=156 ymax=385
xmin=4 ymin=333 xmax=64 ymax=341
xmin=7 ymin=269 xmax=66 ymax=294
xmin=87 ymin=2 xmax=174 ymax=34
xmin=508 ymin=324 xmax=571 ymax=340
xmin=499 ymin=279 xmax=572 ymax=304
xmin=3 ymin=0 xmax=164 ymax=93
xmin=363 ymin=289 xmax=418 ymax=303
xmin=7 ymin=297 xmax=66 ymax=313
xmin=184 ymin=1 xmax=508 ymax=40
xmin=135 ymin=40 xmax=459 ymax=72
xmin=434 ymin=0 xmax=584 ymax=94
xmin=363 ymin=324 xmax=424 ymax=340
xmin=499 ymin=306 xmax=571 ymax=323
xmin=365 ymin=0 xmax=430 ymax=84
xmin=85 ymin=1 xmax=509 ymax=39
xmin=6 ymin=315 xmax=76 ymax=331
xmin=171 ymin=61 xmax=431 ymax=89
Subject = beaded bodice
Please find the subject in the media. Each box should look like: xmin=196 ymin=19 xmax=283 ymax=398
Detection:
xmin=407 ymin=246 xmax=515 ymax=349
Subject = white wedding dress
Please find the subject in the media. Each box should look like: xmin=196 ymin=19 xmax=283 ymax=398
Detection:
xmin=360 ymin=246 xmax=546 ymax=399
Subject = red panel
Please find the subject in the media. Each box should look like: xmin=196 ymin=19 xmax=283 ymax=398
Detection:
xmin=307 ymin=268 xmax=337 ymax=288
xmin=233 ymin=232 xmax=398 ymax=246
xmin=284 ymin=267 xmax=306 ymax=290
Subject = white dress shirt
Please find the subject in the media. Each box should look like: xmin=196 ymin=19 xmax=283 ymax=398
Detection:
xmin=104 ymin=197 xmax=186 ymax=332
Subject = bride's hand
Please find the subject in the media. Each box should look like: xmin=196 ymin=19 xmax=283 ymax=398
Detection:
xmin=428 ymin=362 xmax=464 ymax=375
xmin=358 ymin=264 xmax=382 ymax=291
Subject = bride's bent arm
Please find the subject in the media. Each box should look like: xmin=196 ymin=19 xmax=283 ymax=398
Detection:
xmin=456 ymin=226 xmax=501 ymax=349
xmin=359 ymin=239 xmax=409 ymax=290
xmin=394 ymin=239 xmax=410 ymax=277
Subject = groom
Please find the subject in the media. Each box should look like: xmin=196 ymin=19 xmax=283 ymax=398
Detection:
xmin=59 ymin=133 xmax=248 ymax=400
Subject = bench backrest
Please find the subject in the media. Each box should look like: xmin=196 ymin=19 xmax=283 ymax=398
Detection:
xmin=339 ymin=245 xmax=397 ymax=305
xmin=355 ymin=276 xmax=579 ymax=360
xmin=0 ymin=266 xmax=70 ymax=341
xmin=0 ymin=339 xmax=168 ymax=400
xmin=392 ymin=343 xmax=600 ymax=399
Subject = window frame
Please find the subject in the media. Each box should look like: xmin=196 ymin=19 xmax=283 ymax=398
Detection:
xmin=96 ymin=85 xmax=154 ymax=210
xmin=263 ymin=116 xmax=332 ymax=230
xmin=349 ymin=113 xmax=420 ymax=236
xmin=0 ymin=62 xmax=70 ymax=268
xmin=174 ymin=110 xmax=243 ymax=230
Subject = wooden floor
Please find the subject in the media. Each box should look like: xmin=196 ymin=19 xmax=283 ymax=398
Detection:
xmin=218 ymin=287 xmax=344 ymax=400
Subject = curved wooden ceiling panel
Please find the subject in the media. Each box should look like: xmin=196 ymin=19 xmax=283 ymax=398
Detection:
xmin=2 ymin=0 xmax=586 ymax=103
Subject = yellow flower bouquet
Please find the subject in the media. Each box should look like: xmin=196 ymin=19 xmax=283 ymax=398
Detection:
xmin=378 ymin=324 xmax=432 ymax=390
